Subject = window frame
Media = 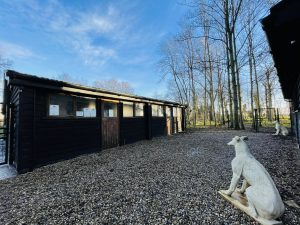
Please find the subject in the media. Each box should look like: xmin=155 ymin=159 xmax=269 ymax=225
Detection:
xmin=121 ymin=102 xmax=145 ymax=118
xmin=134 ymin=102 xmax=144 ymax=117
xmin=173 ymin=107 xmax=178 ymax=117
xmin=122 ymin=101 xmax=134 ymax=118
xmin=75 ymin=96 xmax=97 ymax=118
xmin=47 ymin=93 xmax=97 ymax=119
xmin=102 ymin=101 xmax=118 ymax=118
xmin=48 ymin=94 xmax=75 ymax=118
xmin=166 ymin=107 xmax=171 ymax=117
xmin=177 ymin=107 xmax=182 ymax=118
xmin=152 ymin=104 xmax=164 ymax=118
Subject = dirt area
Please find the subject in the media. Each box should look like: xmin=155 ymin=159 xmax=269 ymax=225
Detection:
xmin=0 ymin=129 xmax=299 ymax=224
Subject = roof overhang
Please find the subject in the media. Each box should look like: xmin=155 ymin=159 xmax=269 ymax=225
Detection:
xmin=5 ymin=70 xmax=187 ymax=108
xmin=261 ymin=0 xmax=300 ymax=100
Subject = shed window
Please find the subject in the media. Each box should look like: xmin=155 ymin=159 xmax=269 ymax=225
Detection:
xmin=152 ymin=105 xmax=164 ymax=117
xmin=152 ymin=105 xmax=158 ymax=116
xmin=135 ymin=103 xmax=144 ymax=117
xmin=177 ymin=107 xmax=182 ymax=118
xmin=103 ymin=102 xmax=118 ymax=117
xmin=123 ymin=102 xmax=133 ymax=117
xmin=166 ymin=107 xmax=171 ymax=117
xmin=49 ymin=94 xmax=97 ymax=118
xmin=173 ymin=107 xmax=177 ymax=117
xmin=158 ymin=105 xmax=164 ymax=117
xmin=49 ymin=94 xmax=74 ymax=117
xmin=76 ymin=97 xmax=96 ymax=117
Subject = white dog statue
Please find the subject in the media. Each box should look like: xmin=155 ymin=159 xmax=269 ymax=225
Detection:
xmin=221 ymin=136 xmax=285 ymax=220
xmin=273 ymin=121 xmax=288 ymax=136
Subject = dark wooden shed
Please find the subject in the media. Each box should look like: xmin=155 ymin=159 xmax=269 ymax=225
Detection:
xmin=261 ymin=0 xmax=300 ymax=145
xmin=2 ymin=70 xmax=186 ymax=173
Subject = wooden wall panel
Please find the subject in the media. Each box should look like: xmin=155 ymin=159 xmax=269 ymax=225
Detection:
xmin=102 ymin=118 xmax=119 ymax=149
xmin=33 ymin=90 xmax=101 ymax=164
xmin=8 ymin=86 xmax=20 ymax=168
xmin=120 ymin=117 xmax=146 ymax=144
xmin=151 ymin=117 xmax=166 ymax=137
xmin=10 ymin=85 xmax=184 ymax=171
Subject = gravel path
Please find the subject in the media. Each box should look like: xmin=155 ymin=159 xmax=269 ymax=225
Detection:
xmin=0 ymin=129 xmax=299 ymax=224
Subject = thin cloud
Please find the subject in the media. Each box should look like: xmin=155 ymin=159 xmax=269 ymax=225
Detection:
xmin=1 ymin=0 xmax=168 ymax=67
xmin=69 ymin=14 xmax=116 ymax=34
xmin=73 ymin=41 xmax=116 ymax=66
xmin=39 ymin=2 xmax=131 ymax=66
xmin=0 ymin=41 xmax=33 ymax=59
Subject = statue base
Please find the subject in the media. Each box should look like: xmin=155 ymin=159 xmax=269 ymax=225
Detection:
xmin=218 ymin=190 xmax=282 ymax=225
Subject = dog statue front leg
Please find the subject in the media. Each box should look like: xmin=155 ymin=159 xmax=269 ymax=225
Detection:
xmin=273 ymin=128 xmax=280 ymax=135
xmin=237 ymin=179 xmax=249 ymax=194
xmin=223 ymin=174 xmax=240 ymax=196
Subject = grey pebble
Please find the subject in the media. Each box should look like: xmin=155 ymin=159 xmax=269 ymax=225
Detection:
xmin=0 ymin=129 xmax=299 ymax=224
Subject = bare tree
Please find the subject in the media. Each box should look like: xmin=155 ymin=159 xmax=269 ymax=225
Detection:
xmin=0 ymin=56 xmax=12 ymax=103
xmin=158 ymin=0 xmax=278 ymax=128
xmin=0 ymin=56 xmax=12 ymax=71
xmin=159 ymin=41 xmax=188 ymax=105
xmin=57 ymin=72 xmax=135 ymax=95
xmin=56 ymin=73 xmax=76 ymax=83
xmin=262 ymin=64 xmax=276 ymax=121
xmin=159 ymin=37 xmax=194 ymax=124
xmin=93 ymin=79 xmax=134 ymax=94
xmin=217 ymin=59 xmax=226 ymax=125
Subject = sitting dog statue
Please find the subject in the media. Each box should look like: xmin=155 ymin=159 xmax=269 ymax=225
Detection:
xmin=222 ymin=136 xmax=285 ymax=220
xmin=273 ymin=120 xmax=288 ymax=136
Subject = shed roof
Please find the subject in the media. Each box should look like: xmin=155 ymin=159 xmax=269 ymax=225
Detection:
xmin=5 ymin=70 xmax=186 ymax=107
xmin=261 ymin=0 xmax=300 ymax=99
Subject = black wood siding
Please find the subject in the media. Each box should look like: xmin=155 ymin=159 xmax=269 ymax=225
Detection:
xmin=18 ymin=87 xmax=34 ymax=172
xmin=11 ymin=85 xmax=182 ymax=171
xmin=9 ymin=86 xmax=21 ymax=170
xmin=35 ymin=90 xmax=101 ymax=163
xmin=120 ymin=117 xmax=146 ymax=144
xmin=15 ymin=88 xmax=101 ymax=168
xmin=151 ymin=117 xmax=166 ymax=137
xmin=35 ymin=119 xmax=101 ymax=162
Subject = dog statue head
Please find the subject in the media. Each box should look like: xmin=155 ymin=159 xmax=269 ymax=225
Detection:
xmin=227 ymin=136 xmax=248 ymax=146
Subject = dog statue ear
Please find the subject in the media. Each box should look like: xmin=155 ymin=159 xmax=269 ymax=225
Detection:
xmin=235 ymin=136 xmax=241 ymax=142
xmin=241 ymin=136 xmax=248 ymax=141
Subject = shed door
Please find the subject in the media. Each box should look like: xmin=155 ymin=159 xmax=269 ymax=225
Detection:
xmin=102 ymin=101 xmax=119 ymax=149
xmin=166 ymin=107 xmax=172 ymax=135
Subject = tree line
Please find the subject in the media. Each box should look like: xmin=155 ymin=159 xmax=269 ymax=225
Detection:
xmin=159 ymin=0 xmax=281 ymax=129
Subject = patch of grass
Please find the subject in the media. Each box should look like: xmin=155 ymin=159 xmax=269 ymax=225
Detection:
xmin=187 ymin=117 xmax=291 ymax=129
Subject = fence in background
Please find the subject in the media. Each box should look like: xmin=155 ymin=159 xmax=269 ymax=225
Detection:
xmin=253 ymin=108 xmax=291 ymax=132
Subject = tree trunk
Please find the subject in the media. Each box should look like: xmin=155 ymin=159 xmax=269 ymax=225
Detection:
xmin=265 ymin=69 xmax=273 ymax=121
xmin=233 ymin=29 xmax=244 ymax=129
xmin=228 ymin=32 xmax=240 ymax=129
xmin=252 ymin=47 xmax=261 ymax=125
xmin=207 ymin=42 xmax=215 ymax=126
xmin=218 ymin=65 xmax=225 ymax=125
xmin=248 ymin=41 xmax=255 ymax=128
xmin=225 ymin=16 xmax=233 ymax=128
xmin=224 ymin=0 xmax=240 ymax=129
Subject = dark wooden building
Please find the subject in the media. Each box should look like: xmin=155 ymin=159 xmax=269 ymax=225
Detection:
xmin=2 ymin=70 xmax=186 ymax=173
xmin=261 ymin=0 xmax=300 ymax=146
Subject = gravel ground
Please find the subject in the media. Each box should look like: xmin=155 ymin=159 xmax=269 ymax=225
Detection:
xmin=0 ymin=129 xmax=300 ymax=225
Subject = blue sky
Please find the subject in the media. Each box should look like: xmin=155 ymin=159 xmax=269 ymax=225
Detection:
xmin=0 ymin=0 xmax=187 ymax=97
